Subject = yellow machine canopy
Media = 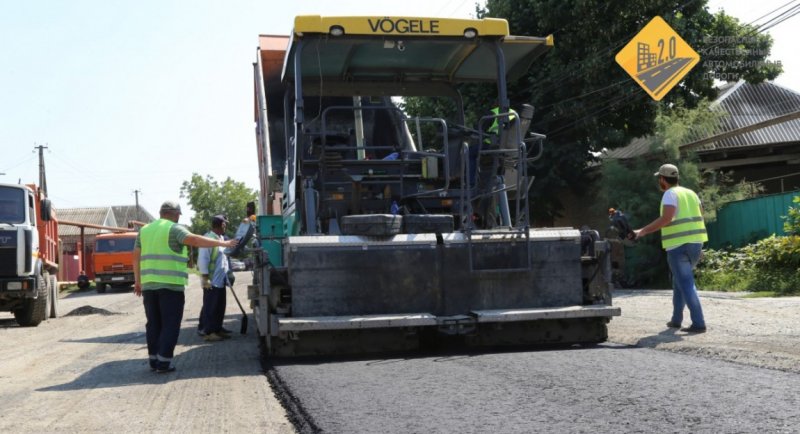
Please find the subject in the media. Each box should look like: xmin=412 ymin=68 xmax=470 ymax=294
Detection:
xmin=282 ymin=15 xmax=553 ymax=89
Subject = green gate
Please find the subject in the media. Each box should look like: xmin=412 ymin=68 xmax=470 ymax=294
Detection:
xmin=707 ymin=190 xmax=799 ymax=249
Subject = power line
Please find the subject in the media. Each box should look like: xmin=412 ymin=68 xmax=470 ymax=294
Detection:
xmin=757 ymin=5 xmax=800 ymax=32
xmin=532 ymin=0 xmax=796 ymax=123
xmin=534 ymin=83 xmax=640 ymax=131
xmin=546 ymin=90 xmax=646 ymax=139
xmin=0 ymin=153 xmax=36 ymax=173
xmin=449 ymin=0 xmax=472 ymax=17
xmin=537 ymin=1 xmax=800 ymax=139
xmin=536 ymin=79 xmax=631 ymax=112
xmin=434 ymin=0 xmax=459 ymax=16
xmin=699 ymin=1 xmax=800 ymax=56
xmin=746 ymin=0 xmax=798 ymax=25
xmin=525 ymin=0 xmax=705 ymax=98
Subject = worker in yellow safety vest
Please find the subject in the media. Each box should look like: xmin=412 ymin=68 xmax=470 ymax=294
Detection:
xmin=633 ymin=164 xmax=708 ymax=334
xmin=133 ymin=200 xmax=238 ymax=373
xmin=484 ymin=106 xmax=517 ymax=144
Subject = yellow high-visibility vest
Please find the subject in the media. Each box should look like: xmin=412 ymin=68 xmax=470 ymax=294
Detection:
xmin=660 ymin=186 xmax=708 ymax=249
xmin=140 ymin=219 xmax=188 ymax=286
xmin=487 ymin=107 xmax=517 ymax=136
xmin=204 ymin=230 xmax=221 ymax=274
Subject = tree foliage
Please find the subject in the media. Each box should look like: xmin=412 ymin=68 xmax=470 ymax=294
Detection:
xmin=698 ymin=236 xmax=800 ymax=295
xmin=406 ymin=1 xmax=780 ymax=220
xmin=784 ymin=196 xmax=800 ymax=236
xmin=180 ymin=173 xmax=257 ymax=236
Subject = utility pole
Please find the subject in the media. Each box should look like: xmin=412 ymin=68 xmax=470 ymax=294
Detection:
xmin=133 ymin=189 xmax=142 ymax=222
xmin=34 ymin=144 xmax=48 ymax=195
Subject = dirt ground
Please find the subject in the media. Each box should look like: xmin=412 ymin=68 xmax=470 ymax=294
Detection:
xmin=609 ymin=289 xmax=800 ymax=374
xmin=0 ymin=273 xmax=294 ymax=434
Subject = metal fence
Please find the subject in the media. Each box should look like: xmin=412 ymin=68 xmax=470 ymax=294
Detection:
xmin=707 ymin=190 xmax=799 ymax=249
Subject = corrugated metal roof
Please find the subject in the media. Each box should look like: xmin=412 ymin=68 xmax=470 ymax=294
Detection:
xmin=604 ymin=80 xmax=800 ymax=159
xmin=112 ymin=205 xmax=155 ymax=227
xmin=602 ymin=137 xmax=651 ymax=159
xmin=702 ymin=80 xmax=800 ymax=151
xmin=57 ymin=207 xmax=117 ymax=237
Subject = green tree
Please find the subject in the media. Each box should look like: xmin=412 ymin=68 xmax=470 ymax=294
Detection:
xmin=406 ymin=1 xmax=780 ymax=220
xmin=180 ymin=173 xmax=257 ymax=237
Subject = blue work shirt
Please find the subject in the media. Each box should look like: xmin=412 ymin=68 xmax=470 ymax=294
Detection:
xmin=198 ymin=231 xmax=230 ymax=288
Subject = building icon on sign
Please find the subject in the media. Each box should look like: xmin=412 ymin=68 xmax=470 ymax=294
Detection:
xmin=637 ymin=42 xmax=657 ymax=72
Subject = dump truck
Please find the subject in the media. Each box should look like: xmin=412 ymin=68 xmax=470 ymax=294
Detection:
xmin=249 ymin=16 xmax=620 ymax=356
xmin=0 ymin=183 xmax=59 ymax=326
xmin=93 ymin=231 xmax=137 ymax=293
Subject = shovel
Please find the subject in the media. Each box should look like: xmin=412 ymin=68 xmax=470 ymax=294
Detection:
xmin=226 ymin=271 xmax=248 ymax=334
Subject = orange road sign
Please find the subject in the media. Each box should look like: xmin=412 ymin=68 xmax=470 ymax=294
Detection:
xmin=615 ymin=16 xmax=700 ymax=101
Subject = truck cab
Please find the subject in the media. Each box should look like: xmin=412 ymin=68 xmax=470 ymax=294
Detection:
xmin=93 ymin=232 xmax=137 ymax=293
xmin=0 ymin=183 xmax=59 ymax=326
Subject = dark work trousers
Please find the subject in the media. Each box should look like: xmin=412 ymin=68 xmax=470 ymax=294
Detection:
xmin=200 ymin=286 xmax=226 ymax=334
xmin=143 ymin=289 xmax=185 ymax=368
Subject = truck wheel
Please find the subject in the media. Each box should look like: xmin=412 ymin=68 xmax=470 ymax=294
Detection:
xmin=77 ymin=275 xmax=90 ymax=290
xmin=96 ymin=282 xmax=106 ymax=293
xmin=44 ymin=275 xmax=52 ymax=320
xmin=13 ymin=274 xmax=48 ymax=327
xmin=49 ymin=275 xmax=59 ymax=318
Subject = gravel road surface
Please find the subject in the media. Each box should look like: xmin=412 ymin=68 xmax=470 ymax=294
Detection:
xmin=269 ymin=290 xmax=800 ymax=433
xmin=0 ymin=273 xmax=293 ymax=434
xmin=610 ymin=290 xmax=800 ymax=374
xmin=4 ymin=276 xmax=799 ymax=434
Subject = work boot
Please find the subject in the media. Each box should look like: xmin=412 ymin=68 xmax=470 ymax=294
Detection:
xmin=203 ymin=332 xmax=224 ymax=342
xmin=155 ymin=361 xmax=176 ymax=373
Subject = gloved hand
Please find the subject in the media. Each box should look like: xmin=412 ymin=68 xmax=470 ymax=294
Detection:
xmin=201 ymin=276 xmax=211 ymax=290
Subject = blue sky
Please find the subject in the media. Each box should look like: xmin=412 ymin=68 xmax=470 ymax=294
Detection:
xmin=0 ymin=0 xmax=795 ymax=221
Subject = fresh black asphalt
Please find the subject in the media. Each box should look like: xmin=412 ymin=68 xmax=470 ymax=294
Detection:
xmin=266 ymin=343 xmax=800 ymax=433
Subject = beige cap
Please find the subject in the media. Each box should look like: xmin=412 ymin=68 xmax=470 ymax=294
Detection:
xmin=654 ymin=164 xmax=679 ymax=177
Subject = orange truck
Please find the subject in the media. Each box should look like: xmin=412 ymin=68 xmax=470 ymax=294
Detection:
xmin=0 ymin=183 xmax=59 ymax=326
xmin=93 ymin=232 xmax=137 ymax=293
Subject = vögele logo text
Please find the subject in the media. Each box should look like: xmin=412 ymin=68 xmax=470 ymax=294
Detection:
xmin=367 ymin=18 xmax=440 ymax=34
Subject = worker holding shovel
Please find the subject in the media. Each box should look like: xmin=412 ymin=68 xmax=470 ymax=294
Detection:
xmin=198 ymin=214 xmax=233 ymax=342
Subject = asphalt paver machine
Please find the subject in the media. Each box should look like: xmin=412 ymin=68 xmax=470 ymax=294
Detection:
xmin=250 ymin=15 xmax=620 ymax=356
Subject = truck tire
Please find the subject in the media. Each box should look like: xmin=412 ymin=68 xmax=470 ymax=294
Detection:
xmin=14 ymin=274 xmax=48 ymax=327
xmin=44 ymin=275 xmax=52 ymax=320
xmin=49 ymin=275 xmax=59 ymax=318
xmin=96 ymin=282 xmax=106 ymax=293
